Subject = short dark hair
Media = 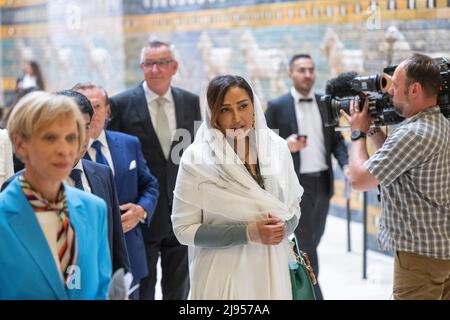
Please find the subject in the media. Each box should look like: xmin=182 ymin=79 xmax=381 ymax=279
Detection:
xmin=140 ymin=40 xmax=173 ymax=63
xmin=56 ymin=90 xmax=94 ymax=119
xmin=207 ymin=75 xmax=253 ymax=129
xmin=72 ymin=82 xmax=110 ymax=106
xmin=289 ymin=54 xmax=313 ymax=70
xmin=147 ymin=40 xmax=171 ymax=49
xmin=403 ymin=53 xmax=441 ymax=97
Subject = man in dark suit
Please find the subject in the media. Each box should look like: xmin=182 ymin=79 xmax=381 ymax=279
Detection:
xmin=108 ymin=40 xmax=201 ymax=300
xmin=74 ymin=83 xmax=159 ymax=299
xmin=59 ymin=90 xmax=131 ymax=275
xmin=1 ymin=90 xmax=131 ymax=275
xmin=266 ymin=54 xmax=348 ymax=300
xmin=78 ymin=159 xmax=131 ymax=273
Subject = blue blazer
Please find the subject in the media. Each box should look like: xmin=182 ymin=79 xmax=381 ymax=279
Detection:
xmin=1 ymin=163 xmax=131 ymax=274
xmin=85 ymin=130 xmax=159 ymax=281
xmin=0 ymin=177 xmax=112 ymax=300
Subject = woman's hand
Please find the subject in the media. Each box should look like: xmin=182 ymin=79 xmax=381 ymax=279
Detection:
xmin=248 ymin=213 xmax=286 ymax=245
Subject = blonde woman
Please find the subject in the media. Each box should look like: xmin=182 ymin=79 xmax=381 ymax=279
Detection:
xmin=0 ymin=91 xmax=111 ymax=299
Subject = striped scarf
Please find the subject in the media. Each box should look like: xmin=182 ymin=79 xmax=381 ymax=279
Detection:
xmin=19 ymin=175 xmax=78 ymax=287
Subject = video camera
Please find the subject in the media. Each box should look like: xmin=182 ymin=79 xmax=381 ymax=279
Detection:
xmin=320 ymin=57 xmax=450 ymax=127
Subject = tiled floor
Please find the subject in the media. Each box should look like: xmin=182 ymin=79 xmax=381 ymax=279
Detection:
xmin=319 ymin=214 xmax=393 ymax=300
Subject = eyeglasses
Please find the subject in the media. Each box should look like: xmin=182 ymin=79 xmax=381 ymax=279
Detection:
xmin=141 ymin=59 xmax=174 ymax=69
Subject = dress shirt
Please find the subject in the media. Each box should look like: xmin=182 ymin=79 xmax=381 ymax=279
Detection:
xmin=290 ymin=87 xmax=328 ymax=174
xmin=142 ymin=81 xmax=176 ymax=138
xmin=65 ymin=160 xmax=92 ymax=193
xmin=87 ymin=130 xmax=115 ymax=175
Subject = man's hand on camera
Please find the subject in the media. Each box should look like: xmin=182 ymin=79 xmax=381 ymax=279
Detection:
xmin=340 ymin=95 xmax=371 ymax=133
xmin=287 ymin=133 xmax=307 ymax=152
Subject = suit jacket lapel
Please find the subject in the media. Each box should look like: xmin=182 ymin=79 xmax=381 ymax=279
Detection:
xmin=288 ymin=95 xmax=299 ymax=134
xmin=136 ymin=84 xmax=167 ymax=160
xmin=315 ymin=94 xmax=327 ymax=129
xmin=5 ymin=179 xmax=67 ymax=299
xmin=133 ymin=84 xmax=153 ymax=131
xmin=83 ymin=152 xmax=92 ymax=162
xmin=172 ymin=87 xmax=183 ymax=129
xmin=287 ymin=95 xmax=301 ymax=172
xmin=82 ymin=159 xmax=113 ymax=253
xmin=315 ymin=93 xmax=331 ymax=156
xmin=105 ymin=131 xmax=125 ymax=174
xmin=65 ymin=187 xmax=87 ymax=299
xmin=82 ymin=159 xmax=100 ymax=194
xmin=170 ymin=87 xmax=185 ymax=160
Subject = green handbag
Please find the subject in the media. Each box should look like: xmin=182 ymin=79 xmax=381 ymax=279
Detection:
xmin=289 ymin=237 xmax=317 ymax=300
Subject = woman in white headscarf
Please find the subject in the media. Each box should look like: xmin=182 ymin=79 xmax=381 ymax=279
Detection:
xmin=172 ymin=75 xmax=303 ymax=299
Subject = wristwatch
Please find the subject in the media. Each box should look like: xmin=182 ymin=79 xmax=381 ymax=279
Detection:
xmin=351 ymin=130 xmax=367 ymax=141
xmin=140 ymin=210 xmax=148 ymax=223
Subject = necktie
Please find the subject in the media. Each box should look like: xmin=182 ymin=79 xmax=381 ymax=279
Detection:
xmin=155 ymin=97 xmax=171 ymax=159
xmin=91 ymin=140 xmax=110 ymax=166
xmin=299 ymin=98 xmax=313 ymax=103
xmin=69 ymin=168 xmax=84 ymax=190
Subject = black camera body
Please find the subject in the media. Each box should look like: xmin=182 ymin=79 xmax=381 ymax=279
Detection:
xmin=435 ymin=57 xmax=450 ymax=119
xmin=320 ymin=57 xmax=450 ymax=127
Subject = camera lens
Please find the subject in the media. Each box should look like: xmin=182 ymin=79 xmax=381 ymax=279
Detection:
xmin=379 ymin=73 xmax=392 ymax=93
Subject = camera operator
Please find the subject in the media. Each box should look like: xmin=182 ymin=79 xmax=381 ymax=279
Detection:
xmin=341 ymin=53 xmax=450 ymax=300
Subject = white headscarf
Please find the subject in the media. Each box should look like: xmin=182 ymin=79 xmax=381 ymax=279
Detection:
xmin=174 ymin=78 xmax=303 ymax=222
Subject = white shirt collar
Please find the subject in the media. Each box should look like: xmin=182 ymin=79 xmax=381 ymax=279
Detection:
xmin=67 ymin=158 xmax=92 ymax=193
xmin=89 ymin=130 xmax=108 ymax=149
xmin=142 ymin=81 xmax=173 ymax=104
xmin=73 ymin=159 xmax=84 ymax=172
xmin=65 ymin=159 xmax=84 ymax=186
xmin=290 ymin=87 xmax=314 ymax=102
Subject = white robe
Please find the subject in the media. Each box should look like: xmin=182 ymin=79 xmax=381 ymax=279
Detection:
xmin=174 ymin=198 xmax=294 ymax=299
xmin=172 ymin=79 xmax=303 ymax=299
xmin=173 ymin=139 xmax=300 ymax=299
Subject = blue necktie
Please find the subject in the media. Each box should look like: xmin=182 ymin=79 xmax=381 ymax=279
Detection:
xmin=91 ymin=140 xmax=110 ymax=167
xmin=70 ymin=168 xmax=84 ymax=190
